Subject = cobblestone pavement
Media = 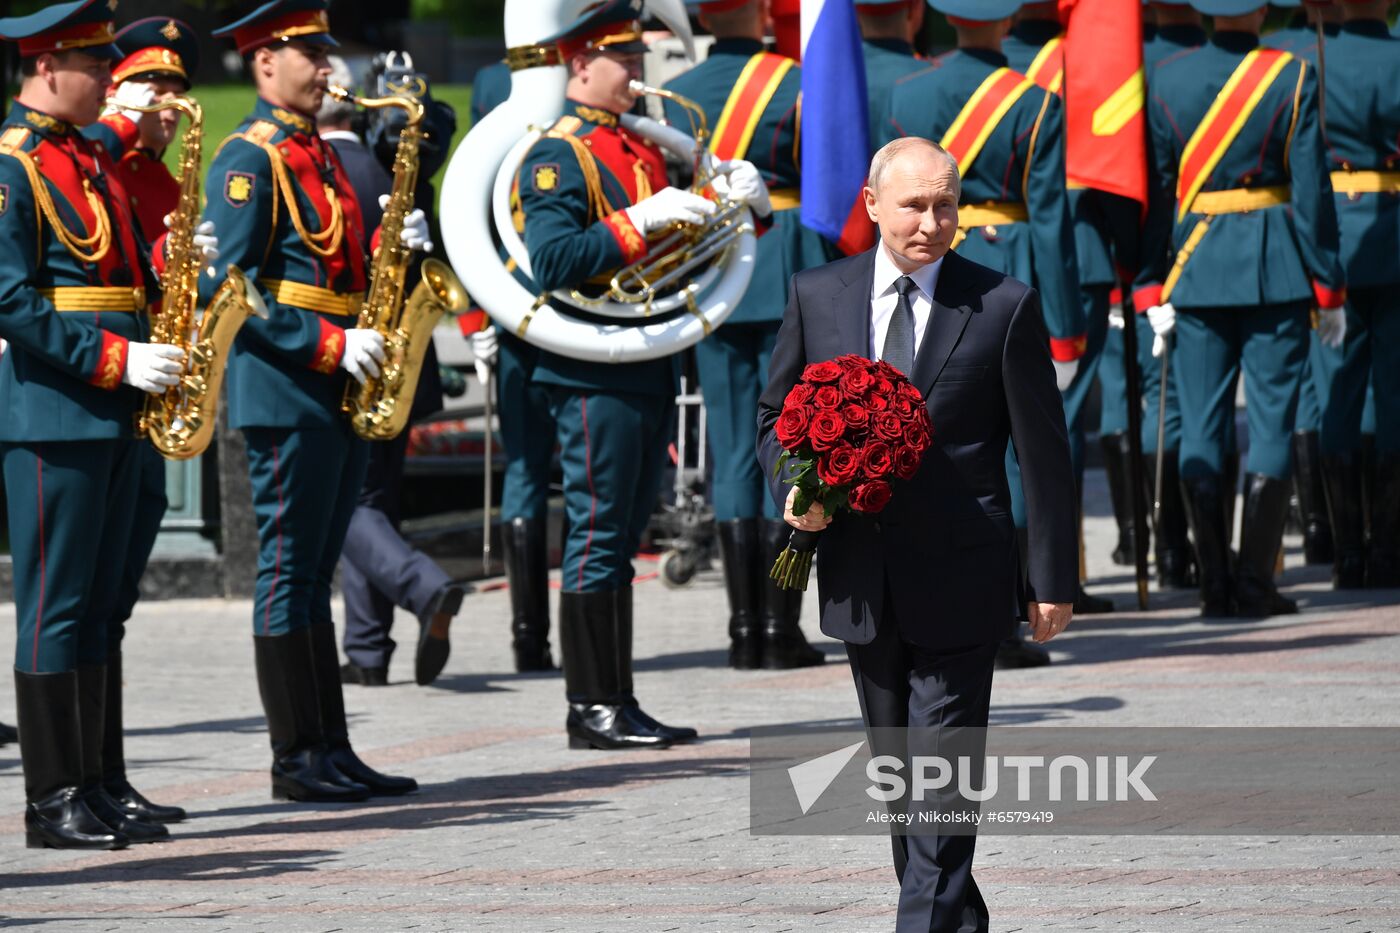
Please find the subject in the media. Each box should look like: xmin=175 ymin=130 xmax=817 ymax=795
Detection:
xmin=1 ymin=469 xmax=1398 ymax=932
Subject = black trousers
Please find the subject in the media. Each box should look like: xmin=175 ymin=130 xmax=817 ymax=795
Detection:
xmin=845 ymin=583 xmax=998 ymax=933
xmin=339 ymin=429 xmax=451 ymax=668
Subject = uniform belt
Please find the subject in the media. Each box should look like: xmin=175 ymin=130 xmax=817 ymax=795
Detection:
xmin=260 ymin=278 xmax=365 ymax=317
xmin=40 ymin=286 xmax=145 ymax=312
xmin=767 ymin=188 xmax=800 ymax=212
xmin=958 ymin=202 xmax=1029 ymax=227
xmin=1188 ymin=186 xmax=1290 ymax=215
xmin=1330 ymin=170 xmax=1400 ymax=196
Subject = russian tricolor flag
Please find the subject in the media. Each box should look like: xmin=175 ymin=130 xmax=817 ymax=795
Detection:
xmin=800 ymin=0 xmax=875 ymax=255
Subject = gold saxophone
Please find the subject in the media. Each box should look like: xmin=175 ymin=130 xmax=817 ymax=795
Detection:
xmin=132 ymin=96 xmax=268 ymax=460
xmin=329 ymin=85 xmax=467 ymax=441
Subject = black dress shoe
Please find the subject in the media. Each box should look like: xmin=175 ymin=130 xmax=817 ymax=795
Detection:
xmin=25 ymin=789 xmax=129 ymax=850
xmin=85 ymin=786 xmax=169 ymax=844
xmin=103 ymin=777 xmax=186 ymax=824
xmin=271 ymin=749 xmax=371 ymax=803
xmin=621 ymin=698 xmax=697 ymax=743
xmin=566 ymin=704 xmax=673 ymax=750
xmin=1073 ymin=586 xmax=1115 ymax=614
xmin=340 ymin=662 xmax=388 ymax=686
xmin=416 ymin=583 xmax=466 ymax=686
xmin=995 ymin=637 xmax=1051 ymax=670
xmin=0 ymin=720 xmax=16 ymax=746
xmin=326 ymin=745 xmax=418 ymax=796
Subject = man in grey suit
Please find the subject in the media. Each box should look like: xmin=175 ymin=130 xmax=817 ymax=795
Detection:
xmin=756 ymin=137 xmax=1079 ymax=932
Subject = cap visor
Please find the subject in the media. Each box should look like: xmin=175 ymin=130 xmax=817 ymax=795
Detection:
xmin=598 ymin=39 xmax=647 ymax=54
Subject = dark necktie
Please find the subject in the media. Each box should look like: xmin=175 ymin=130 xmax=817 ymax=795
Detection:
xmin=883 ymin=274 xmax=916 ymax=375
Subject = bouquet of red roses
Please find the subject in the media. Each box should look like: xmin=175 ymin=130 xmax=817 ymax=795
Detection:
xmin=769 ymin=354 xmax=934 ymax=590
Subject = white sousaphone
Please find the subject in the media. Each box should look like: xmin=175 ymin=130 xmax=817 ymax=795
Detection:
xmin=439 ymin=0 xmax=756 ymax=363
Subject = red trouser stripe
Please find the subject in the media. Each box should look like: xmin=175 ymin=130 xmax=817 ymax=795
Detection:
xmin=263 ymin=444 xmax=286 ymax=635
xmin=32 ymin=449 xmax=45 ymax=672
xmin=578 ymin=396 xmax=598 ymax=592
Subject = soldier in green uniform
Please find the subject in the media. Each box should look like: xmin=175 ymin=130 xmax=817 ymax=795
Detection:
xmin=886 ymin=0 xmax=1089 ymax=664
xmin=1264 ymin=0 xmax=1342 ymax=570
xmin=0 ymin=0 xmax=192 ymax=849
xmin=516 ymin=0 xmax=772 ymax=748
xmin=662 ymin=0 xmax=833 ymax=671
xmin=201 ymin=0 xmax=428 ymax=802
xmin=467 ymin=59 xmax=560 ymax=673
xmin=1135 ymin=0 xmax=1346 ymax=618
xmin=855 ymin=0 xmax=928 ymax=147
xmin=1309 ymin=0 xmax=1399 ymax=587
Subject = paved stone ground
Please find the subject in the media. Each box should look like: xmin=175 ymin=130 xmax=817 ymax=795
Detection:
xmin=1 ymin=467 xmax=1398 ymax=932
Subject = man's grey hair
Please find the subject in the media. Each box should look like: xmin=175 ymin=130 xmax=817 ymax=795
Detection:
xmin=868 ymin=137 xmax=960 ymax=193
xmin=317 ymin=55 xmax=357 ymax=125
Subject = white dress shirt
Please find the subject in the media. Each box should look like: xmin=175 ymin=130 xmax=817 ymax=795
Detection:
xmin=870 ymin=242 xmax=943 ymax=363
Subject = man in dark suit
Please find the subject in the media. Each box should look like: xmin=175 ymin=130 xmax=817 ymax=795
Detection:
xmin=756 ymin=136 xmax=1079 ymax=932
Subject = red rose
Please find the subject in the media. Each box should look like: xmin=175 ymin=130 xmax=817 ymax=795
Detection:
xmin=814 ymin=385 xmax=843 ymax=409
xmin=784 ymin=383 xmax=815 ymax=408
xmin=866 ymin=392 xmax=889 ymax=412
xmin=897 ymin=381 xmax=923 ymax=404
xmin=840 ymin=404 xmax=870 ymax=434
xmin=894 ymin=444 xmax=921 ymax=480
xmin=872 ymin=411 xmax=903 ymax=441
xmin=775 ymin=406 xmax=812 ymax=450
xmin=849 ymin=479 xmax=893 ymax=513
xmin=817 ymin=443 xmax=862 ymax=486
xmin=873 ymin=359 xmax=903 ymax=382
xmin=904 ymin=421 xmax=931 ymax=453
xmin=862 ymin=441 xmax=894 ymax=478
xmin=891 ymin=395 xmax=916 ymax=419
xmin=873 ymin=376 xmax=895 ymax=398
xmin=808 ymin=408 xmax=847 ymax=451
xmin=835 ymin=354 xmax=867 ymax=371
xmin=803 ymin=360 xmax=843 ymax=384
xmin=839 ymin=365 xmax=876 ymax=399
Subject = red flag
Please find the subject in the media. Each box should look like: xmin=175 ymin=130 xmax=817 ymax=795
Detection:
xmin=1062 ymin=0 xmax=1147 ymax=205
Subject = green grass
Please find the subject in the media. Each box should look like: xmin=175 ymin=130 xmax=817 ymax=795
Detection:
xmin=168 ymin=84 xmax=475 ymax=215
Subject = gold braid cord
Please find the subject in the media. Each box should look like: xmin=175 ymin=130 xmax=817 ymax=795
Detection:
xmin=8 ymin=148 xmax=112 ymax=264
xmin=545 ymin=128 xmax=613 ymax=222
xmin=258 ymin=141 xmax=345 ymax=259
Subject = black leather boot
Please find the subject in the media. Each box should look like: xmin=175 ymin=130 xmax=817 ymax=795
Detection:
xmin=16 ymin=669 xmax=128 ymax=850
xmin=1320 ymin=453 xmax=1367 ymax=589
xmin=559 ymin=591 xmax=671 ymax=750
xmin=1234 ymin=474 xmax=1298 ymax=618
xmin=1100 ymin=432 xmax=1140 ymax=567
xmin=78 ymin=663 xmax=167 ymax=844
xmin=616 ymin=585 xmax=696 ymax=742
xmin=1292 ymin=431 xmax=1334 ymax=565
xmin=1180 ymin=473 xmax=1232 ymax=617
xmin=504 ymin=517 xmax=556 ymax=672
xmin=1368 ymin=454 xmax=1400 ymax=588
xmin=102 ymin=649 xmax=186 ymax=824
xmin=309 ymin=625 xmax=418 ymax=796
xmin=1148 ymin=450 xmax=1197 ymax=589
xmin=716 ymin=519 xmax=761 ymax=669
xmin=759 ymin=521 xmax=824 ymax=669
xmin=0 ymin=720 xmax=16 ymax=746
xmin=253 ymin=633 xmax=370 ymax=803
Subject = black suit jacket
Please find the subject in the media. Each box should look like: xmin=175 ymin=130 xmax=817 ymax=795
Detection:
xmin=756 ymin=248 xmax=1078 ymax=650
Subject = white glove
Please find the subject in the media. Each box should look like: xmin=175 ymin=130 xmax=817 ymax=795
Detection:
xmin=164 ymin=215 xmax=220 ymax=273
xmin=106 ymin=80 xmax=155 ymax=124
xmin=1053 ymin=358 xmax=1079 ymax=392
xmin=0 ymin=337 xmax=7 ymax=356
xmin=1316 ymin=307 xmax=1347 ymax=350
xmin=123 ymin=342 xmax=185 ymax=394
xmin=1146 ymin=302 xmax=1177 ymax=358
xmin=709 ymin=158 xmax=772 ymax=218
xmin=341 ymin=328 xmax=386 ymax=385
xmin=1107 ymin=306 xmax=1125 ymax=330
xmin=380 ymin=197 xmax=433 ymax=253
xmin=624 ymin=186 xmax=716 ymax=236
xmin=471 ymin=327 xmax=497 ymax=386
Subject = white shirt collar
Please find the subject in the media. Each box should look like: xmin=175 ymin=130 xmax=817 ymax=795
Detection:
xmin=319 ymin=130 xmax=361 ymax=144
xmin=871 ymin=240 xmax=944 ymax=303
